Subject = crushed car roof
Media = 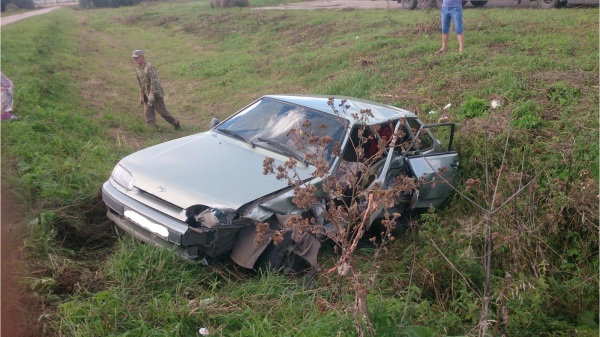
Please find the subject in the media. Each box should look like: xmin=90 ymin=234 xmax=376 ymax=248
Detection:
xmin=265 ymin=94 xmax=417 ymax=125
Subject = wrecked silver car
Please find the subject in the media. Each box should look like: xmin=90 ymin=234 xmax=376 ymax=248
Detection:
xmin=102 ymin=95 xmax=458 ymax=272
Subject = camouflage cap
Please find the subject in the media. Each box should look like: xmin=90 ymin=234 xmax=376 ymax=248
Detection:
xmin=131 ymin=50 xmax=144 ymax=58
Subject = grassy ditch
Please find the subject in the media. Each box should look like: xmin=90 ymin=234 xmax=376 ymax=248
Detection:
xmin=1 ymin=1 xmax=598 ymax=336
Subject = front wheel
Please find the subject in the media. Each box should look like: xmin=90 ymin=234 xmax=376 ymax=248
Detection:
xmin=256 ymin=242 xmax=309 ymax=274
xmin=255 ymin=232 xmax=310 ymax=274
xmin=401 ymin=0 xmax=418 ymax=10
xmin=537 ymin=0 xmax=559 ymax=8
xmin=470 ymin=0 xmax=488 ymax=6
xmin=556 ymin=0 xmax=567 ymax=8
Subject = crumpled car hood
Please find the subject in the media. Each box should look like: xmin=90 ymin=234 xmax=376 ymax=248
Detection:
xmin=119 ymin=132 xmax=314 ymax=211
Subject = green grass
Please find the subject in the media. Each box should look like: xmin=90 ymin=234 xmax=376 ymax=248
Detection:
xmin=1 ymin=1 xmax=598 ymax=336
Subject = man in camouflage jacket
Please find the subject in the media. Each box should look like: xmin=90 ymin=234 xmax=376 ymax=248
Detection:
xmin=132 ymin=50 xmax=181 ymax=129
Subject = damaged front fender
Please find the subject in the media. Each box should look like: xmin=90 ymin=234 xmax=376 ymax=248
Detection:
xmin=230 ymin=224 xmax=271 ymax=269
xmin=230 ymin=213 xmax=321 ymax=271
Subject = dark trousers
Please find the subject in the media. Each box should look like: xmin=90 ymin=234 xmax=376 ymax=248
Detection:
xmin=144 ymin=96 xmax=178 ymax=127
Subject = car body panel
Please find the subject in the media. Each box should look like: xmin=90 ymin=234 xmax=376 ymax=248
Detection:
xmin=407 ymin=152 xmax=459 ymax=208
xmin=119 ymin=131 xmax=315 ymax=212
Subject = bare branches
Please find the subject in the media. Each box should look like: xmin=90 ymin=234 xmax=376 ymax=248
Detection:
xmin=262 ymin=103 xmax=417 ymax=337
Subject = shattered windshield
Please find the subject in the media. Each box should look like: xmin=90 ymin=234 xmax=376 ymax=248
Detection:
xmin=218 ymin=97 xmax=348 ymax=166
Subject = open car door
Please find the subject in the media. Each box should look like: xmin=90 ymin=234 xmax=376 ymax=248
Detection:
xmin=348 ymin=120 xmax=459 ymax=230
xmin=406 ymin=123 xmax=459 ymax=209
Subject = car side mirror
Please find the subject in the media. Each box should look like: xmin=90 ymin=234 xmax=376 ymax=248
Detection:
xmin=209 ymin=118 xmax=220 ymax=129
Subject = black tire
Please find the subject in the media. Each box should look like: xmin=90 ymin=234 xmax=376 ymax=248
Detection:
xmin=537 ymin=0 xmax=559 ymax=8
xmin=254 ymin=231 xmax=307 ymax=273
xmin=255 ymin=232 xmax=292 ymax=272
xmin=371 ymin=204 xmax=411 ymax=236
xmin=556 ymin=0 xmax=567 ymax=8
xmin=256 ymin=243 xmax=285 ymax=271
xmin=470 ymin=0 xmax=488 ymax=6
xmin=256 ymin=242 xmax=309 ymax=274
xmin=401 ymin=0 xmax=418 ymax=10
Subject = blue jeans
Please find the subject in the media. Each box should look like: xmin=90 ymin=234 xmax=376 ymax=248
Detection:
xmin=441 ymin=6 xmax=464 ymax=34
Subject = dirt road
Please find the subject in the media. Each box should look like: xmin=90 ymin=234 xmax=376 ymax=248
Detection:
xmin=1 ymin=6 xmax=62 ymax=26
xmin=257 ymin=0 xmax=597 ymax=10
xmin=2 ymin=6 xmax=68 ymax=332
xmin=0 ymin=7 xmax=65 ymax=331
xmin=258 ymin=0 xmax=405 ymax=9
xmin=1 ymin=185 xmax=33 ymax=337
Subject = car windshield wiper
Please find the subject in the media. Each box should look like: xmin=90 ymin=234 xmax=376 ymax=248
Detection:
xmin=218 ymin=128 xmax=255 ymax=148
xmin=257 ymin=137 xmax=308 ymax=166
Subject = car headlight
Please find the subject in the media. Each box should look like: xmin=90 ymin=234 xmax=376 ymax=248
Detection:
xmin=111 ymin=164 xmax=134 ymax=190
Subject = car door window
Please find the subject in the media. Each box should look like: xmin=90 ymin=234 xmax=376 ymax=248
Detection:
xmin=407 ymin=118 xmax=433 ymax=152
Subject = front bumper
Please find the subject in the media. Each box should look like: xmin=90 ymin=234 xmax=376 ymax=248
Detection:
xmin=101 ymin=181 xmax=240 ymax=260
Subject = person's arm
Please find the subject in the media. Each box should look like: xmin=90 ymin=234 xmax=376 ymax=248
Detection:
xmin=135 ymin=71 xmax=145 ymax=105
xmin=147 ymin=65 xmax=160 ymax=105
